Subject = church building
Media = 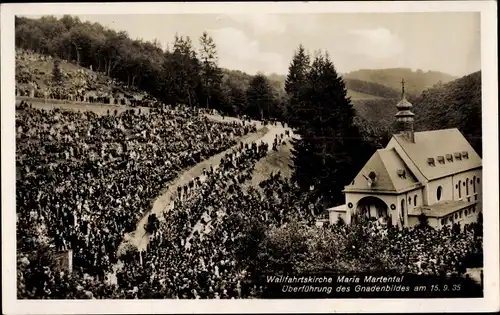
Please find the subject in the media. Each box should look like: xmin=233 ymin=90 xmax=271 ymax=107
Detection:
xmin=328 ymin=80 xmax=482 ymax=229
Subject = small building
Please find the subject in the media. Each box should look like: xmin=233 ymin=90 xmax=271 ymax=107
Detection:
xmin=328 ymin=79 xmax=482 ymax=229
xmin=327 ymin=204 xmax=347 ymax=224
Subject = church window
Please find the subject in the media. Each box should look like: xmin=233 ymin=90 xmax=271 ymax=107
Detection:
xmin=457 ymin=180 xmax=462 ymax=198
xmin=473 ymin=176 xmax=477 ymax=193
xmin=446 ymin=154 xmax=453 ymax=162
xmin=466 ymin=178 xmax=469 ymax=195
xmin=462 ymin=151 xmax=469 ymax=159
xmin=437 ymin=186 xmax=443 ymax=201
xmin=473 ymin=207 xmax=476 ymax=213
xmin=397 ymin=169 xmax=406 ymax=178
xmin=440 ymin=219 xmax=445 ymax=225
xmin=437 ymin=156 xmax=445 ymax=164
xmin=408 ymin=197 xmax=412 ymax=205
xmin=401 ymin=200 xmax=405 ymax=223
xmin=414 ymin=195 xmax=417 ymax=206
xmin=455 ymin=213 xmax=458 ymax=219
xmin=459 ymin=211 xmax=462 ymax=218
xmin=454 ymin=152 xmax=462 ymax=160
xmin=477 ymin=178 xmax=480 ymax=184
xmin=427 ymin=157 xmax=435 ymax=166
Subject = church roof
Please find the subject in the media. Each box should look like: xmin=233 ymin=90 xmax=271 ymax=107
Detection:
xmin=408 ymin=200 xmax=477 ymax=218
xmin=393 ymin=128 xmax=481 ymax=180
xmin=344 ymin=148 xmax=421 ymax=193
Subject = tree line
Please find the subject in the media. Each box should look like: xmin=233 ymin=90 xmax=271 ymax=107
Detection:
xmin=15 ymin=14 xmax=383 ymax=208
xmin=413 ymin=71 xmax=482 ymax=155
xmin=15 ymin=15 xmax=286 ymax=121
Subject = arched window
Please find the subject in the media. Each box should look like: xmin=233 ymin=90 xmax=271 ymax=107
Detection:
xmin=401 ymin=199 xmax=405 ymax=224
xmin=408 ymin=197 xmax=412 ymax=205
xmin=473 ymin=176 xmax=476 ymax=193
xmin=437 ymin=186 xmax=443 ymax=201
xmin=414 ymin=195 xmax=417 ymax=206
xmin=457 ymin=180 xmax=462 ymax=198
xmin=466 ymin=178 xmax=469 ymax=196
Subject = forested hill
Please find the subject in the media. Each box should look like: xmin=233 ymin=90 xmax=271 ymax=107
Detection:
xmin=414 ymin=71 xmax=482 ymax=155
xmin=343 ymin=68 xmax=457 ymax=97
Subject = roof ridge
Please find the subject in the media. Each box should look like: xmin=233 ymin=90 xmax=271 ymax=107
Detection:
xmin=393 ymin=135 xmax=430 ymax=181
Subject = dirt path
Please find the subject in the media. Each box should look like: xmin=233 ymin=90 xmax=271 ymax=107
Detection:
xmin=116 ymin=116 xmax=291 ymax=250
xmin=16 ymin=97 xmax=151 ymax=115
xmin=117 ymin=125 xmax=270 ymax=254
xmin=114 ymin=117 xmax=291 ymax=254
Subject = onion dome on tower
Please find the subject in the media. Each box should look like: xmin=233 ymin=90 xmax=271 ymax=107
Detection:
xmin=395 ymin=79 xmax=415 ymax=143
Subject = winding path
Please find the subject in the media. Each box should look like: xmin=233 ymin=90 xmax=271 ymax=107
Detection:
xmin=115 ymin=115 xmax=291 ymax=257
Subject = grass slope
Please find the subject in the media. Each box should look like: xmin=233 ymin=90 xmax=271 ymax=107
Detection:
xmin=247 ymin=140 xmax=293 ymax=188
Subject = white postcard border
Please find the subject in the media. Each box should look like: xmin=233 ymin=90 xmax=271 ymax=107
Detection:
xmin=1 ymin=1 xmax=498 ymax=314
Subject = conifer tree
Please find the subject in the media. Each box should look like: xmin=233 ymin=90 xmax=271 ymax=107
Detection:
xmin=289 ymin=50 xmax=373 ymax=206
xmin=199 ymin=32 xmax=223 ymax=109
xmin=285 ymin=44 xmax=310 ymax=128
xmin=246 ymin=74 xmax=274 ymax=120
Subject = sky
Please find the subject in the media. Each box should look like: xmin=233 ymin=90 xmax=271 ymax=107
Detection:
xmin=45 ymin=13 xmax=481 ymax=77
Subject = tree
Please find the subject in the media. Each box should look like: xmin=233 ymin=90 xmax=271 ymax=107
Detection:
xmin=199 ymin=32 xmax=223 ymax=109
xmin=167 ymin=34 xmax=201 ymax=106
xmin=52 ymin=58 xmax=63 ymax=88
xmin=246 ymin=74 xmax=275 ymax=120
xmin=289 ymin=50 xmax=373 ymax=206
xmin=417 ymin=213 xmax=430 ymax=229
xmin=285 ymin=44 xmax=310 ymax=127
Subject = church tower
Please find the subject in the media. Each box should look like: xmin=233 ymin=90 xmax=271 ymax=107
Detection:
xmin=395 ymin=79 xmax=415 ymax=143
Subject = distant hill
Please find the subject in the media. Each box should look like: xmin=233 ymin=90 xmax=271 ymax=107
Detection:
xmin=351 ymin=71 xmax=482 ymax=155
xmin=351 ymin=98 xmax=400 ymax=129
xmin=343 ymin=68 xmax=457 ymax=97
xmin=414 ymin=71 xmax=482 ymax=155
xmin=343 ymin=78 xmax=400 ymax=99
xmin=223 ymin=70 xmax=394 ymax=101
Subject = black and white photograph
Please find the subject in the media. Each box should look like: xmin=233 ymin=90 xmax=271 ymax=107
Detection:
xmin=1 ymin=2 xmax=498 ymax=314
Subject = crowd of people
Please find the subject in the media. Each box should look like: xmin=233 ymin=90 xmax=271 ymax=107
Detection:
xmin=16 ymin=48 xmax=160 ymax=108
xmin=16 ymin=103 xmax=257 ymax=298
xmin=15 ymin=48 xmax=483 ymax=298
xmin=314 ymin=217 xmax=483 ymax=277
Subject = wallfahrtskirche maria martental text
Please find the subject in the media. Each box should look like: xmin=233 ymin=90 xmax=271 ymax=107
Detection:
xmin=267 ymin=275 xmax=405 ymax=284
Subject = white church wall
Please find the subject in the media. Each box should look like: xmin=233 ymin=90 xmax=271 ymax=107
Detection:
xmin=396 ymin=194 xmax=408 ymax=227
xmin=425 ymin=168 xmax=481 ymax=206
xmin=451 ymin=169 xmax=482 ymax=203
xmin=401 ymin=188 xmax=425 ymax=215
xmin=427 ymin=176 xmax=454 ymax=204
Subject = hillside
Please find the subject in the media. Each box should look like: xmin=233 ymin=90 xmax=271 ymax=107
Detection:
xmin=343 ymin=68 xmax=456 ymax=97
xmin=414 ymin=71 xmax=482 ymax=155
xmin=16 ymin=49 xmax=154 ymax=104
xmin=351 ymin=71 xmax=482 ymax=156
xmin=223 ymin=70 xmax=391 ymax=101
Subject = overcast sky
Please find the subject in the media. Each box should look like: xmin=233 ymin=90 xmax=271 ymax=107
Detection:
xmin=52 ymin=13 xmax=480 ymax=77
